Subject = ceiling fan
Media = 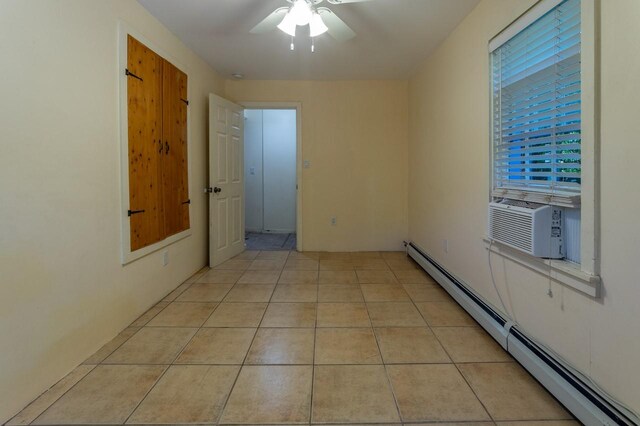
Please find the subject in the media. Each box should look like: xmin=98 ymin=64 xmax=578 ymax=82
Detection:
xmin=250 ymin=0 xmax=372 ymax=46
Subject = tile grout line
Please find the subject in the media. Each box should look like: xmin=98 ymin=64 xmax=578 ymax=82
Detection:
xmin=215 ymin=250 xmax=286 ymax=425
xmin=308 ymin=267 xmax=320 ymax=424
xmin=396 ymin=255 xmax=497 ymax=424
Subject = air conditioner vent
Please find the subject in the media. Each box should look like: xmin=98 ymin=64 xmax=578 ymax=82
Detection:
xmin=489 ymin=199 xmax=564 ymax=259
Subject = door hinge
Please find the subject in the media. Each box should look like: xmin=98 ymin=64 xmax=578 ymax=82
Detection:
xmin=182 ymin=199 xmax=191 ymax=205
xmin=128 ymin=209 xmax=145 ymax=216
xmin=180 ymin=98 xmax=189 ymax=106
xmin=125 ymin=69 xmax=143 ymax=82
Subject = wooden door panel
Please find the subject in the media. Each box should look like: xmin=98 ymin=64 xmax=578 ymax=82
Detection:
xmin=161 ymin=59 xmax=189 ymax=236
xmin=209 ymin=95 xmax=245 ymax=266
xmin=127 ymin=35 xmax=164 ymax=251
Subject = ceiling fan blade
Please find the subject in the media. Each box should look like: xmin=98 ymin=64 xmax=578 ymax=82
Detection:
xmin=326 ymin=0 xmax=373 ymax=4
xmin=250 ymin=7 xmax=288 ymax=34
xmin=317 ymin=7 xmax=356 ymax=41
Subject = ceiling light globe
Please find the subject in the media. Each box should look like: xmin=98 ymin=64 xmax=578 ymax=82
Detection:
xmin=309 ymin=12 xmax=328 ymax=37
xmin=277 ymin=12 xmax=297 ymax=36
xmin=289 ymin=0 xmax=312 ymax=26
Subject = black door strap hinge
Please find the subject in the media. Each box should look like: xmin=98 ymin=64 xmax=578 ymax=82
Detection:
xmin=125 ymin=69 xmax=143 ymax=81
xmin=182 ymin=199 xmax=191 ymax=205
xmin=180 ymin=98 xmax=189 ymax=106
xmin=128 ymin=209 xmax=145 ymax=216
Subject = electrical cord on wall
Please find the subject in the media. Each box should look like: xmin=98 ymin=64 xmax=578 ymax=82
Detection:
xmin=487 ymin=240 xmax=639 ymax=420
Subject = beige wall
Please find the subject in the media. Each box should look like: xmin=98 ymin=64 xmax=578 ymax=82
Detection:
xmin=408 ymin=0 xmax=640 ymax=413
xmin=0 ymin=0 xmax=225 ymax=421
xmin=226 ymin=80 xmax=409 ymax=252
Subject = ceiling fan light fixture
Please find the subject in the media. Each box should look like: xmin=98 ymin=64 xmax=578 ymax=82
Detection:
xmin=289 ymin=0 xmax=313 ymax=26
xmin=309 ymin=12 xmax=328 ymax=37
xmin=277 ymin=11 xmax=297 ymax=36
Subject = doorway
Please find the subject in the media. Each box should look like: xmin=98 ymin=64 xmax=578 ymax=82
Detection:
xmin=243 ymin=108 xmax=298 ymax=251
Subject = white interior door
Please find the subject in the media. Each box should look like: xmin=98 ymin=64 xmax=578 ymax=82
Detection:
xmin=208 ymin=94 xmax=244 ymax=266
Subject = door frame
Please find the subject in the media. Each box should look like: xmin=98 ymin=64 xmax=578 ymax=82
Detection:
xmin=239 ymin=102 xmax=303 ymax=252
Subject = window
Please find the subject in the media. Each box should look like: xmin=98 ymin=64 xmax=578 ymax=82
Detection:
xmin=488 ymin=0 xmax=600 ymax=294
xmin=491 ymin=0 xmax=581 ymax=208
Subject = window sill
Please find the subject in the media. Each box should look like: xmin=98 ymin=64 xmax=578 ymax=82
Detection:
xmin=482 ymin=238 xmax=601 ymax=298
xmin=122 ymin=229 xmax=192 ymax=265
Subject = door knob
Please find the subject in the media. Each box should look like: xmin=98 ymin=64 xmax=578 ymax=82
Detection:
xmin=213 ymin=187 xmax=222 ymax=194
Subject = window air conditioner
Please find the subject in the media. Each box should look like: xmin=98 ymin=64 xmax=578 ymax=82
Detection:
xmin=488 ymin=199 xmax=564 ymax=259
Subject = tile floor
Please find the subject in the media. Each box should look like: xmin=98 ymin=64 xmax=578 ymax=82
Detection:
xmin=245 ymin=232 xmax=297 ymax=250
xmin=7 ymin=251 xmax=578 ymax=426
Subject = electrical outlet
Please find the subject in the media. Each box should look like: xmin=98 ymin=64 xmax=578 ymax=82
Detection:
xmin=163 ymin=250 xmax=169 ymax=266
xmin=303 ymin=160 xmax=310 ymax=169
xmin=331 ymin=216 xmax=337 ymax=226
xmin=249 ymin=167 xmax=255 ymax=175
xmin=442 ymin=239 xmax=448 ymax=253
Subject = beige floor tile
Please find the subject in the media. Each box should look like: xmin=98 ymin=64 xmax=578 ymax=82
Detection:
xmin=176 ymin=328 xmax=256 ymax=364
xmin=261 ymin=303 xmax=317 ymax=327
xmin=318 ymin=285 xmax=363 ymax=302
xmin=415 ymin=300 xmax=477 ymax=326
xmin=380 ymin=251 xmax=408 ymax=259
xmin=272 ymin=284 xmax=318 ymax=302
xmin=204 ymin=302 xmax=268 ymax=327
xmin=361 ymin=284 xmax=411 ymax=302
xmin=288 ymin=251 xmax=320 ymax=260
xmin=83 ymin=327 xmax=140 ymax=364
xmin=278 ymin=270 xmax=319 ymax=284
xmin=496 ymin=422 xmax=580 ymax=426
xmin=197 ymin=269 xmax=244 ymax=284
xmin=238 ymin=270 xmax=282 ymax=284
xmin=403 ymin=283 xmax=451 ymax=302
xmin=130 ymin=303 xmax=168 ymax=327
xmin=458 ymin=363 xmax=572 ymax=421
xmin=7 ymin=365 xmax=95 ymax=425
xmin=352 ymin=258 xmax=390 ymax=270
xmin=176 ymin=283 xmax=233 ymax=302
xmin=366 ymin=302 xmax=426 ymax=327
xmin=224 ymin=284 xmax=275 ymax=302
xmin=147 ymin=302 xmax=217 ymax=327
xmin=318 ymin=270 xmax=359 ymax=284
xmin=246 ymin=328 xmax=315 ymax=364
xmin=104 ymin=327 xmax=197 ymax=364
xmin=127 ymin=365 xmax=239 ymax=424
xmin=214 ymin=259 xmax=253 ymax=270
xmin=284 ymin=258 xmax=319 ymax=270
xmin=433 ymin=327 xmax=512 ymax=363
xmin=316 ymin=303 xmax=371 ymax=327
xmin=412 ymin=422 xmax=494 ymax=426
xmin=387 ymin=364 xmax=490 ymax=422
xmin=162 ymin=282 xmax=192 ymax=302
xmin=249 ymin=259 xmax=286 ymax=271
xmin=375 ymin=327 xmax=450 ymax=364
xmin=394 ymin=269 xmax=434 ymax=284
xmin=357 ymin=269 xmax=399 ymax=284
xmin=256 ymin=251 xmax=290 ymax=261
xmin=350 ymin=251 xmax=382 ymax=259
xmin=33 ymin=365 xmax=165 ymax=425
xmin=385 ymin=258 xmax=420 ymax=270
xmin=312 ymin=365 xmax=400 ymax=423
xmin=319 ymin=259 xmax=355 ymax=270
xmin=234 ymin=250 xmax=260 ymax=260
xmin=315 ymin=328 xmax=382 ymax=364
xmin=319 ymin=252 xmax=353 ymax=260
xmin=220 ymin=365 xmax=312 ymax=424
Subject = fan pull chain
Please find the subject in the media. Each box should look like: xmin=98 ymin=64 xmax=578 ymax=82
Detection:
xmin=311 ymin=38 xmax=315 ymax=53
xmin=290 ymin=36 xmax=295 ymax=51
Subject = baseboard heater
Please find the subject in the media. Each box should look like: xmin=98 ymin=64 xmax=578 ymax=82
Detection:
xmin=407 ymin=242 xmax=638 ymax=426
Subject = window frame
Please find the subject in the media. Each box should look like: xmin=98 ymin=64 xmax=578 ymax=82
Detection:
xmin=488 ymin=0 xmax=600 ymax=294
xmin=118 ymin=22 xmax=192 ymax=264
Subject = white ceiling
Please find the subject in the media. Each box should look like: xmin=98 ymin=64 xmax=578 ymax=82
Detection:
xmin=138 ymin=0 xmax=480 ymax=80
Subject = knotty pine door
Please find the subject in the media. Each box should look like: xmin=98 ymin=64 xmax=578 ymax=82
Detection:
xmin=127 ymin=35 xmax=189 ymax=251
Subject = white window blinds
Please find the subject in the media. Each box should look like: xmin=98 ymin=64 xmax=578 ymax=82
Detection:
xmin=491 ymin=0 xmax=581 ymax=207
